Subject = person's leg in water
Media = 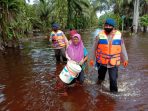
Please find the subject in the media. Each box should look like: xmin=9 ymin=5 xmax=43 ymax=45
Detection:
xmin=76 ymin=69 xmax=84 ymax=85
xmin=55 ymin=77 xmax=69 ymax=96
xmin=59 ymin=70 xmax=84 ymax=96
xmin=57 ymin=68 xmax=84 ymax=96
xmin=63 ymin=70 xmax=84 ymax=92
xmin=108 ymin=66 xmax=118 ymax=93
xmin=97 ymin=63 xmax=107 ymax=85
xmin=59 ymin=79 xmax=76 ymax=96
xmin=60 ymin=47 xmax=67 ymax=63
xmin=66 ymin=69 xmax=84 ymax=86
xmin=54 ymin=49 xmax=61 ymax=63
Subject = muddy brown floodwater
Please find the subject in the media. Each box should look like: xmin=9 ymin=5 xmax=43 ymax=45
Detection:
xmin=0 ymin=32 xmax=148 ymax=111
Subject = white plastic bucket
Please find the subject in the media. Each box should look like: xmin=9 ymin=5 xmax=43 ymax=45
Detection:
xmin=67 ymin=61 xmax=82 ymax=77
xmin=59 ymin=61 xmax=82 ymax=84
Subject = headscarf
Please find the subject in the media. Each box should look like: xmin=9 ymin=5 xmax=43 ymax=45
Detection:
xmin=67 ymin=33 xmax=84 ymax=62
xmin=52 ymin=23 xmax=59 ymax=29
xmin=105 ymin=18 xmax=116 ymax=27
xmin=69 ymin=29 xmax=78 ymax=37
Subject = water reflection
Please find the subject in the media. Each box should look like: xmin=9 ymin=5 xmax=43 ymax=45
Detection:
xmin=0 ymin=33 xmax=148 ymax=111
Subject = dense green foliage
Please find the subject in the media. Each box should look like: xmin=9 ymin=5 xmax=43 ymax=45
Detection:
xmin=0 ymin=0 xmax=147 ymax=48
xmin=140 ymin=14 xmax=148 ymax=26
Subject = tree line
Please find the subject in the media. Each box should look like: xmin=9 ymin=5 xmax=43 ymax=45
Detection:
xmin=0 ymin=0 xmax=148 ymax=49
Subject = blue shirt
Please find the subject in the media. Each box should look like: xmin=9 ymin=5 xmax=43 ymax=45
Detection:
xmin=84 ymin=47 xmax=88 ymax=56
xmin=82 ymin=47 xmax=88 ymax=70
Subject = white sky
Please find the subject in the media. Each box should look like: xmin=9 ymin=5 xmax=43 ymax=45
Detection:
xmin=26 ymin=0 xmax=104 ymax=18
xmin=26 ymin=0 xmax=35 ymax=5
xmin=96 ymin=11 xmax=105 ymax=18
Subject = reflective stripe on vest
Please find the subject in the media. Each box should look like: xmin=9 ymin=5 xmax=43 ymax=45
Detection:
xmin=96 ymin=30 xmax=121 ymax=66
xmin=51 ymin=30 xmax=66 ymax=47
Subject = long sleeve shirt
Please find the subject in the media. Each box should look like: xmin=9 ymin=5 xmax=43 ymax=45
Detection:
xmin=49 ymin=30 xmax=68 ymax=49
xmin=92 ymin=31 xmax=128 ymax=68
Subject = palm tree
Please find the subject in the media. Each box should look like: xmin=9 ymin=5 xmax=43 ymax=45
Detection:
xmin=91 ymin=0 xmax=110 ymax=12
xmin=122 ymin=0 xmax=147 ymax=33
xmin=34 ymin=0 xmax=53 ymax=32
xmin=111 ymin=0 xmax=139 ymax=32
xmin=50 ymin=0 xmax=67 ymax=28
xmin=67 ymin=0 xmax=90 ymax=29
xmin=140 ymin=0 xmax=148 ymax=32
xmin=0 ymin=0 xmax=21 ymax=47
xmin=98 ymin=0 xmax=147 ymax=33
xmin=0 ymin=0 xmax=35 ymax=48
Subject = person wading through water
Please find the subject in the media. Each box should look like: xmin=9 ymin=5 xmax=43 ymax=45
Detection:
xmin=49 ymin=23 xmax=68 ymax=63
xmin=90 ymin=18 xmax=128 ymax=93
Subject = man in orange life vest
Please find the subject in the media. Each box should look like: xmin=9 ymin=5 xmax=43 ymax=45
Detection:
xmin=49 ymin=23 xmax=68 ymax=63
xmin=90 ymin=18 xmax=128 ymax=92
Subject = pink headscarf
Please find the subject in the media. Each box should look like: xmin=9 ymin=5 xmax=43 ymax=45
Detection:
xmin=69 ymin=30 xmax=78 ymax=37
xmin=67 ymin=33 xmax=84 ymax=62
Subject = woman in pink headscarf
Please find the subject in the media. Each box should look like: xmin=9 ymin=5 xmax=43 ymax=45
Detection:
xmin=69 ymin=29 xmax=77 ymax=37
xmin=69 ymin=29 xmax=78 ymax=45
xmin=66 ymin=33 xmax=88 ymax=84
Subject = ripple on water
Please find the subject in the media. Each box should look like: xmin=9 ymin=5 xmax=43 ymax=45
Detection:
xmin=0 ymin=33 xmax=148 ymax=111
xmin=0 ymin=84 xmax=6 ymax=103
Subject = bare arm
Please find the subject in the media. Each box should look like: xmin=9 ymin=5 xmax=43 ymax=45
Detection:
xmin=121 ymin=38 xmax=128 ymax=62
xmin=91 ymin=36 xmax=99 ymax=60
xmin=83 ymin=55 xmax=88 ymax=62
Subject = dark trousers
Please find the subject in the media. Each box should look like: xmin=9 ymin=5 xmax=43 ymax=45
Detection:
xmin=97 ymin=63 xmax=118 ymax=92
xmin=54 ymin=48 xmax=67 ymax=62
xmin=68 ymin=69 xmax=84 ymax=85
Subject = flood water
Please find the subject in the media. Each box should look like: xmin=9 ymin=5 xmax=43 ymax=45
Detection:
xmin=0 ymin=32 xmax=148 ymax=111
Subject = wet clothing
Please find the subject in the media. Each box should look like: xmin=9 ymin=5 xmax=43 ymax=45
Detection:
xmin=54 ymin=48 xmax=67 ymax=62
xmin=49 ymin=30 xmax=68 ymax=49
xmin=68 ymin=69 xmax=85 ymax=85
xmin=96 ymin=30 xmax=122 ymax=66
xmin=92 ymin=29 xmax=128 ymax=92
xmin=66 ymin=47 xmax=88 ymax=85
xmin=49 ymin=30 xmax=68 ymax=62
xmin=66 ymin=33 xmax=88 ymax=84
xmin=92 ymin=30 xmax=128 ymax=68
xmin=97 ymin=62 xmax=118 ymax=92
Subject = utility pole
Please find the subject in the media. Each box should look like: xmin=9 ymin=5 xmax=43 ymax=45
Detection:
xmin=121 ymin=15 xmax=126 ymax=32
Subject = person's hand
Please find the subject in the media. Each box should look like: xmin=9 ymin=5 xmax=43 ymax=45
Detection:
xmin=67 ymin=57 xmax=71 ymax=61
xmin=89 ymin=59 xmax=94 ymax=67
xmin=79 ymin=59 xmax=84 ymax=65
xmin=69 ymin=60 xmax=77 ymax=64
xmin=66 ymin=54 xmax=71 ymax=61
xmin=123 ymin=61 xmax=128 ymax=67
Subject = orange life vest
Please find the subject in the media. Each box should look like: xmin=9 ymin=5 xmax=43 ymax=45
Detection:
xmin=96 ymin=30 xmax=122 ymax=66
xmin=51 ymin=30 xmax=66 ymax=47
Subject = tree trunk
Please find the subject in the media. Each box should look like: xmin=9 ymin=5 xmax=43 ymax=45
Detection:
xmin=143 ymin=26 xmax=147 ymax=33
xmin=67 ymin=0 xmax=73 ymax=29
xmin=132 ymin=0 xmax=139 ymax=33
xmin=67 ymin=0 xmax=71 ymax=28
xmin=0 ymin=38 xmax=5 ymax=51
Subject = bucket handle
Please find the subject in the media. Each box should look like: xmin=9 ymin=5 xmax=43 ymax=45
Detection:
xmin=66 ymin=65 xmax=79 ymax=78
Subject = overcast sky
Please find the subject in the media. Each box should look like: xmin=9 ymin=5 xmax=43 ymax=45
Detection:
xmin=26 ymin=0 xmax=104 ymax=18
xmin=26 ymin=0 xmax=35 ymax=5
